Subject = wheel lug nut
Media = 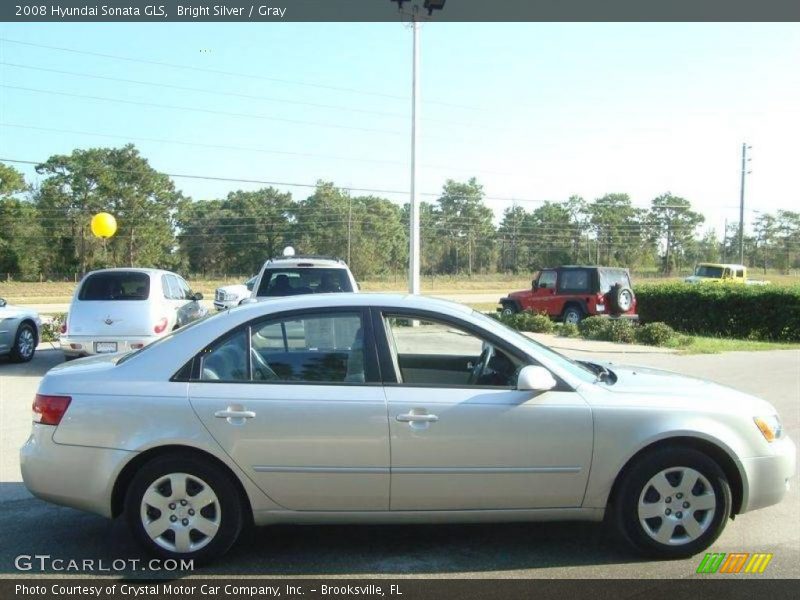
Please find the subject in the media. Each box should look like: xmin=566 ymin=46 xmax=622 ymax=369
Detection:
xmin=676 ymin=511 xmax=683 ymax=518
xmin=676 ymin=493 xmax=683 ymax=499
xmin=665 ymin=497 xmax=672 ymax=503
xmin=683 ymin=501 xmax=690 ymax=508
xmin=188 ymin=509 xmax=195 ymax=516
xmin=665 ymin=508 xmax=672 ymax=515
xmin=180 ymin=499 xmax=187 ymax=506
xmin=169 ymin=503 xmax=176 ymax=510
xmin=170 ymin=515 xmax=177 ymax=522
xmin=182 ymin=518 xmax=189 ymax=526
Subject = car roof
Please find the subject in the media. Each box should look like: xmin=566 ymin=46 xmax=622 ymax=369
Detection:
xmin=262 ymin=257 xmax=348 ymax=268
xmin=229 ymin=292 xmax=472 ymax=317
xmin=83 ymin=268 xmax=177 ymax=277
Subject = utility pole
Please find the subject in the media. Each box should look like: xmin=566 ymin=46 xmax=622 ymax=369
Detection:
xmin=391 ymin=0 xmax=446 ymax=294
xmin=738 ymin=143 xmax=752 ymax=264
xmin=347 ymin=194 xmax=353 ymax=265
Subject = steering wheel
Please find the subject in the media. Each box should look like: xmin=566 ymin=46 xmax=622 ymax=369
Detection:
xmin=467 ymin=343 xmax=494 ymax=385
xmin=251 ymin=348 xmax=278 ymax=381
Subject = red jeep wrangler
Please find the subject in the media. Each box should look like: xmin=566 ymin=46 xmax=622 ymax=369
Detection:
xmin=499 ymin=266 xmax=638 ymax=324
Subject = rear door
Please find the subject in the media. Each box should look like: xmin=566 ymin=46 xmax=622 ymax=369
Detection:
xmin=68 ymin=271 xmax=154 ymax=338
xmin=188 ymin=307 xmax=390 ymax=511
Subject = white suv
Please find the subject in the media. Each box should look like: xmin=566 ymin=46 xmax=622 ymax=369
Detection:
xmin=250 ymin=253 xmax=358 ymax=301
xmin=61 ymin=268 xmax=207 ymax=359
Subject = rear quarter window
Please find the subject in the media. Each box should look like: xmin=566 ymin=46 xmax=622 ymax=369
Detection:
xmin=78 ymin=272 xmax=150 ymax=301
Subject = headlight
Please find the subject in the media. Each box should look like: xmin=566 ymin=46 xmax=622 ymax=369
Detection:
xmin=754 ymin=415 xmax=783 ymax=442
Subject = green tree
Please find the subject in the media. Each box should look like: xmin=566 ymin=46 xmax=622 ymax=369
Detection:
xmin=648 ymin=193 xmax=705 ymax=274
xmin=435 ymin=178 xmax=495 ymax=275
xmin=0 ymin=164 xmax=46 ymax=278
xmin=586 ymin=194 xmax=645 ymax=267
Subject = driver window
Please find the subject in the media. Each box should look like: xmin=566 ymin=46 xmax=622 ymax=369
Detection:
xmin=383 ymin=315 xmax=522 ymax=387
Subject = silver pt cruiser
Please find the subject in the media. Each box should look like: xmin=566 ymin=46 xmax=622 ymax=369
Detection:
xmin=21 ymin=294 xmax=795 ymax=563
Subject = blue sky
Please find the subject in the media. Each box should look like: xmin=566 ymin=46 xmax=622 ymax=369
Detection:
xmin=1 ymin=22 xmax=798 ymax=235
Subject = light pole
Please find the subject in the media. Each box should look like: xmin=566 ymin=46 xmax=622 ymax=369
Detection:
xmin=738 ymin=143 xmax=752 ymax=265
xmin=391 ymin=0 xmax=446 ymax=294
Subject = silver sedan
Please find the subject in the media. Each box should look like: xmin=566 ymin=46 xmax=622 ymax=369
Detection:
xmin=0 ymin=297 xmax=42 ymax=363
xmin=20 ymin=294 xmax=795 ymax=563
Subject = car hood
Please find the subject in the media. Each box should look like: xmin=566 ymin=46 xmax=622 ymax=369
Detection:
xmin=594 ymin=363 xmax=775 ymax=414
xmin=506 ymin=290 xmax=529 ymax=299
xmin=684 ymin=275 xmax=708 ymax=283
xmin=0 ymin=303 xmax=41 ymax=320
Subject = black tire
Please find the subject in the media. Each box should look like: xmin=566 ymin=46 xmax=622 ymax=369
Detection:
xmin=9 ymin=323 xmax=36 ymax=363
xmin=500 ymin=302 xmax=518 ymax=317
xmin=612 ymin=447 xmax=731 ymax=559
xmin=562 ymin=305 xmax=584 ymax=325
xmin=609 ymin=284 xmax=635 ymax=315
xmin=124 ymin=453 xmax=244 ymax=564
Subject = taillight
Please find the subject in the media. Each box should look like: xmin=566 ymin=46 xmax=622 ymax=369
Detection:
xmin=32 ymin=394 xmax=72 ymax=426
xmin=154 ymin=317 xmax=168 ymax=334
xmin=60 ymin=320 xmax=67 ymax=334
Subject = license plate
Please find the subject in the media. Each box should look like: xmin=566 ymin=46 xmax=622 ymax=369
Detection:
xmin=95 ymin=342 xmax=118 ymax=353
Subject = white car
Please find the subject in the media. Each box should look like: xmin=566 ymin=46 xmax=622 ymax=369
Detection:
xmin=21 ymin=294 xmax=794 ymax=563
xmin=250 ymin=253 xmax=358 ymax=300
xmin=213 ymin=276 xmax=256 ymax=311
xmin=60 ymin=268 xmax=208 ymax=359
xmin=0 ymin=298 xmax=42 ymax=363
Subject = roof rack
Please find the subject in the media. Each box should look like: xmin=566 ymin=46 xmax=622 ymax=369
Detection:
xmin=266 ymin=254 xmax=344 ymax=263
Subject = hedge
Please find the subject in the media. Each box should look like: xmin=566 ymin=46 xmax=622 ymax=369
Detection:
xmin=634 ymin=283 xmax=800 ymax=341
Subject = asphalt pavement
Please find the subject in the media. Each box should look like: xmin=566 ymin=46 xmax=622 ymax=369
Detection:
xmin=0 ymin=345 xmax=797 ymax=579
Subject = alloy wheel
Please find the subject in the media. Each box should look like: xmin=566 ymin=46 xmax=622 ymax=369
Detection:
xmin=18 ymin=327 xmax=35 ymax=359
xmin=637 ymin=466 xmax=716 ymax=546
xmin=140 ymin=472 xmax=221 ymax=553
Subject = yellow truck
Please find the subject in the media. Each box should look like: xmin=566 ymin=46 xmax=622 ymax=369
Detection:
xmin=684 ymin=263 xmax=769 ymax=285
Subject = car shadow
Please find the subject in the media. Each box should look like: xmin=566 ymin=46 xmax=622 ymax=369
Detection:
xmin=0 ymin=346 xmax=64 ymax=377
xmin=0 ymin=484 xmax=642 ymax=577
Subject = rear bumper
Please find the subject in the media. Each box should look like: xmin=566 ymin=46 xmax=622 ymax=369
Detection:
xmin=20 ymin=423 xmax=133 ymax=518
xmin=60 ymin=334 xmax=158 ymax=357
xmin=740 ymin=436 xmax=796 ymax=513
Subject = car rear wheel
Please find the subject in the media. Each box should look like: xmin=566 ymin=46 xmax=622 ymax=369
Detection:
xmin=562 ymin=306 xmax=584 ymax=325
xmin=10 ymin=323 xmax=36 ymax=363
xmin=612 ymin=447 xmax=731 ymax=558
xmin=124 ymin=453 xmax=244 ymax=563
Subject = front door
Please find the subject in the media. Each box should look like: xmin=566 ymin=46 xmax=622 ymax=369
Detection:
xmin=379 ymin=311 xmax=593 ymax=511
xmin=527 ymin=270 xmax=559 ymax=315
xmin=188 ymin=308 xmax=390 ymax=511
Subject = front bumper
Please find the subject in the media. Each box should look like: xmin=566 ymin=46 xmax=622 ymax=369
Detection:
xmin=60 ymin=334 xmax=158 ymax=357
xmin=740 ymin=435 xmax=796 ymax=513
xmin=20 ymin=423 xmax=134 ymax=518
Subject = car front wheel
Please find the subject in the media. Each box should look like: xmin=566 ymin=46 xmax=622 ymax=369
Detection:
xmin=124 ymin=453 xmax=244 ymax=563
xmin=612 ymin=447 xmax=731 ymax=558
xmin=10 ymin=323 xmax=36 ymax=363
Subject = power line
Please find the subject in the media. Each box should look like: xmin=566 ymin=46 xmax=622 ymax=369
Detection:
xmin=0 ymin=85 xmax=402 ymax=135
xmin=0 ymin=37 xmax=478 ymax=110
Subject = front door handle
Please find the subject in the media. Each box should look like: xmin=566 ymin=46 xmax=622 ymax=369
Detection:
xmin=215 ymin=408 xmax=256 ymax=419
xmin=397 ymin=412 xmax=439 ymax=423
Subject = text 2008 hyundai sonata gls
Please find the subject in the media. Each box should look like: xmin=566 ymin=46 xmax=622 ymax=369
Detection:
xmin=21 ymin=294 xmax=795 ymax=563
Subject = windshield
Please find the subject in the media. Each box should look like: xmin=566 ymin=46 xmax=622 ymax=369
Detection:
xmin=256 ymin=268 xmax=353 ymax=297
xmin=470 ymin=310 xmax=598 ymax=383
xmin=694 ymin=265 xmax=724 ymax=278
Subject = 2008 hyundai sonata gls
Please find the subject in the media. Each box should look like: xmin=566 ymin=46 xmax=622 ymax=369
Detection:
xmin=21 ymin=294 xmax=795 ymax=562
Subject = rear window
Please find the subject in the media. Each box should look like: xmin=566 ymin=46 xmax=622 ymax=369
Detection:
xmin=78 ymin=272 xmax=150 ymax=301
xmin=256 ymin=268 xmax=353 ymax=297
xmin=598 ymin=269 xmax=631 ymax=294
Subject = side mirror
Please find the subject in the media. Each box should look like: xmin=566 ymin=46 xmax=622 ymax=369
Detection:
xmin=0 ymin=298 xmax=6 ymax=307
xmin=517 ymin=365 xmax=557 ymax=392
xmin=531 ymin=279 xmax=538 ymax=290
xmin=192 ymin=292 xmax=204 ymax=301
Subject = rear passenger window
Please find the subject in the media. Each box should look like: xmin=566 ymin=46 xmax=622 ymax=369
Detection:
xmin=250 ymin=312 xmax=368 ymax=383
xmin=200 ymin=329 xmax=249 ymax=381
xmin=559 ymin=270 xmax=590 ymax=292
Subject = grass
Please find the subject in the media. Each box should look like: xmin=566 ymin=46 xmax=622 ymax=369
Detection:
xmin=665 ymin=335 xmax=800 ymax=354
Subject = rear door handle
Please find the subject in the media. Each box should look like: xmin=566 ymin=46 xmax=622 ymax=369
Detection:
xmin=397 ymin=412 xmax=439 ymax=423
xmin=215 ymin=409 xmax=256 ymax=419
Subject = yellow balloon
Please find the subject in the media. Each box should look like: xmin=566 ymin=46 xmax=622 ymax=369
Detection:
xmin=91 ymin=212 xmax=117 ymax=238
